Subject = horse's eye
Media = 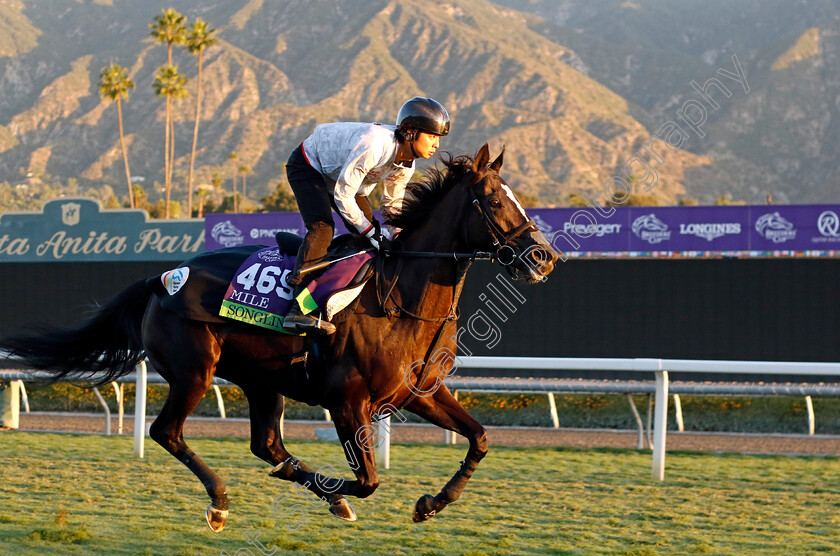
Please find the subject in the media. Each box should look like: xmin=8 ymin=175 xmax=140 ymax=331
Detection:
xmin=489 ymin=199 xmax=502 ymax=208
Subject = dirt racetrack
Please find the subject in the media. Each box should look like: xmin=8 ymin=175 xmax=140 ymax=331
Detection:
xmin=9 ymin=411 xmax=840 ymax=456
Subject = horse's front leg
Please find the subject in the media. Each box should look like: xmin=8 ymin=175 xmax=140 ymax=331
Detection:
xmin=405 ymin=385 xmax=488 ymax=522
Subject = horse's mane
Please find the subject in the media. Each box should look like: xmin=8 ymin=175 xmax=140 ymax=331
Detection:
xmin=385 ymin=153 xmax=476 ymax=232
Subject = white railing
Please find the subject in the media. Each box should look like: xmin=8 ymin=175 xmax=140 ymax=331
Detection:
xmin=454 ymin=357 xmax=840 ymax=479
xmin=4 ymin=356 xmax=840 ymax=479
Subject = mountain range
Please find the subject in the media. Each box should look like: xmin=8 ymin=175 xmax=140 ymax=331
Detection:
xmin=1 ymin=0 xmax=838 ymax=211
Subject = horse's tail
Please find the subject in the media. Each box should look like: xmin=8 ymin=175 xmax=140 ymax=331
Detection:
xmin=0 ymin=278 xmax=156 ymax=385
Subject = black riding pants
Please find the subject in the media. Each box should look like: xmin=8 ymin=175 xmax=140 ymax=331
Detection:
xmin=286 ymin=144 xmax=373 ymax=285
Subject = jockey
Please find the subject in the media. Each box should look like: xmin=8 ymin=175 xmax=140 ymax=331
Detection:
xmin=282 ymin=97 xmax=451 ymax=335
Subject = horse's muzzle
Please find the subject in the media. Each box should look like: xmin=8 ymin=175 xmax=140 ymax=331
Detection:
xmin=503 ymin=231 xmax=558 ymax=283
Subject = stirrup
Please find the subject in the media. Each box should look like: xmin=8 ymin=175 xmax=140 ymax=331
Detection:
xmin=283 ymin=313 xmax=336 ymax=335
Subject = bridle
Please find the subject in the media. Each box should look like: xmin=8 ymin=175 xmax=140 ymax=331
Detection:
xmin=468 ymin=179 xmax=538 ymax=266
xmin=376 ymin=170 xmax=538 ymax=321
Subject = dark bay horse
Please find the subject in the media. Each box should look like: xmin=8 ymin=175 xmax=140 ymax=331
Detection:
xmin=0 ymin=144 xmax=557 ymax=532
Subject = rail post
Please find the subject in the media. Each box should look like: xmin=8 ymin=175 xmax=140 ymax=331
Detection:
xmin=133 ymin=360 xmax=147 ymax=458
xmin=652 ymin=366 xmax=669 ymax=481
xmin=0 ymin=379 xmax=20 ymax=429
xmin=376 ymin=416 xmax=391 ymax=469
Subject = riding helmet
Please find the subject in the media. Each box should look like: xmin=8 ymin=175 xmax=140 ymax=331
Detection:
xmin=396 ymin=97 xmax=451 ymax=137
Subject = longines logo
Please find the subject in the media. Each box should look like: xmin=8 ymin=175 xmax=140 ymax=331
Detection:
xmin=678 ymin=222 xmax=741 ymax=241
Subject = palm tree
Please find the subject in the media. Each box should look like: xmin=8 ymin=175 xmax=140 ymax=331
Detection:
xmin=184 ymin=18 xmax=218 ymax=218
xmin=238 ymin=164 xmax=251 ymax=198
xmin=150 ymin=9 xmax=187 ymax=214
xmin=153 ymin=65 xmax=189 ymax=218
xmin=196 ymin=186 xmax=209 ymax=218
xmin=228 ymin=151 xmax=239 ymax=211
xmin=98 ymin=63 xmax=135 ymax=208
xmin=150 ymin=8 xmax=187 ymax=65
xmin=211 ymin=172 xmax=223 ymax=190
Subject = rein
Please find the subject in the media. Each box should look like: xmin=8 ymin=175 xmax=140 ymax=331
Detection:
xmin=381 ymin=249 xmax=495 ymax=260
xmin=375 ymin=253 xmax=472 ymax=322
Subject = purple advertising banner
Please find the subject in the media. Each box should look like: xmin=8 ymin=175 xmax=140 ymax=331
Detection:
xmin=205 ymin=212 xmax=360 ymax=251
xmin=627 ymin=206 xmax=748 ymax=252
xmin=748 ymin=205 xmax=840 ymax=252
xmin=205 ymin=205 xmax=840 ymax=257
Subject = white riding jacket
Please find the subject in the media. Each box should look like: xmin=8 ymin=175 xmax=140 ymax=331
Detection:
xmin=301 ymin=122 xmax=414 ymax=236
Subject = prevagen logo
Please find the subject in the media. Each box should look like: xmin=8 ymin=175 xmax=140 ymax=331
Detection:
xmin=211 ymin=220 xmax=244 ymax=247
xmin=755 ymin=212 xmax=796 ymax=243
xmin=563 ymin=221 xmax=621 ymax=237
xmin=631 ymin=214 xmax=671 ymax=244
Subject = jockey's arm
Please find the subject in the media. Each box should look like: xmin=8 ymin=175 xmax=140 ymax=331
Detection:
xmin=354 ymin=194 xmax=374 ymax=223
xmin=379 ymin=176 xmax=411 ymax=239
xmin=333 ymin=149 xmax=379 ymax=236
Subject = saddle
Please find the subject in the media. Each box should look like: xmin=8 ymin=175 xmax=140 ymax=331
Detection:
xmin=154 ymin=233 xmax=374 ymax=330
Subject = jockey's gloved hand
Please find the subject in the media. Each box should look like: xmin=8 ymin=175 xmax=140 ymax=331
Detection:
xmin=363 ymin=221 xmax=391 ymax=251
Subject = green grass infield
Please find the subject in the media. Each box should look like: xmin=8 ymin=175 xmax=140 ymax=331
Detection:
xmin=0 ymin=431 xmax=838 ymax=555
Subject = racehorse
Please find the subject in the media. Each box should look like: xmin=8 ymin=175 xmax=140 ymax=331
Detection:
xmin=0 ymin=144 xmax=557 ymax=532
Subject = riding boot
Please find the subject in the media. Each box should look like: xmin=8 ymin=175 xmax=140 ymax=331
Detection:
xmin=282 ymin=285 xmax=336 ymax=335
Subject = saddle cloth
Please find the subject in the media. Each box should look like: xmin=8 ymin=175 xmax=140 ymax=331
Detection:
xmin=154 ymin=236 xmax=374 ymax=334
xmin=219 ymin=246 xmax=373 ymax=333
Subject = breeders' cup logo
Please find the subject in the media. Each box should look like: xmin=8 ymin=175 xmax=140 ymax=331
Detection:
xmin=632 ymin=214 xmax=671 ymax=244
xmin=755 ymin=212 xmax=796 ymax=243
xmin=532 ymin=214 xmax=553 ymax=234
xmin=211 ymin=220 xmax=244 ymax=247
xmin=257 ymin=248 xmax=284 ymax=263
xmin=817 ymin=211 xmax=840 ymax=238
xmin=61 ymin=202 xmax=81 ymax=226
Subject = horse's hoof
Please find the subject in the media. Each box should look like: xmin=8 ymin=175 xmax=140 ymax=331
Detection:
xmin=412 ymin=494 xmax=437 ymax=523
xmin=329 ymin=498 xmax=358 ymax=522
xmin=205 ymin=504 xmax=229 ymax=533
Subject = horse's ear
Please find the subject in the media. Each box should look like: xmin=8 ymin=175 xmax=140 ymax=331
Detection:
xmin=490 ymin=146 xmax=505 ymax=172
xmin=473 ymin=144 xmax=490 ymax=172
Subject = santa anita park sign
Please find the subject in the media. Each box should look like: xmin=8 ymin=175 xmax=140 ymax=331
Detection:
xmin=0 ymin=198 xmax=204 ymax=262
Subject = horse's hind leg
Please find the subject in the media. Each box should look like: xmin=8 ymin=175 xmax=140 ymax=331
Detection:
xmin=405 ymin=385 xmax=488 ymax=522
xmin=148 ymin=374 xmax=230 ymax=531
xmin=144 ymin=310 xmax=229 ymax=532
xmin=242 ymin=385 xmax=357 ymax=521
